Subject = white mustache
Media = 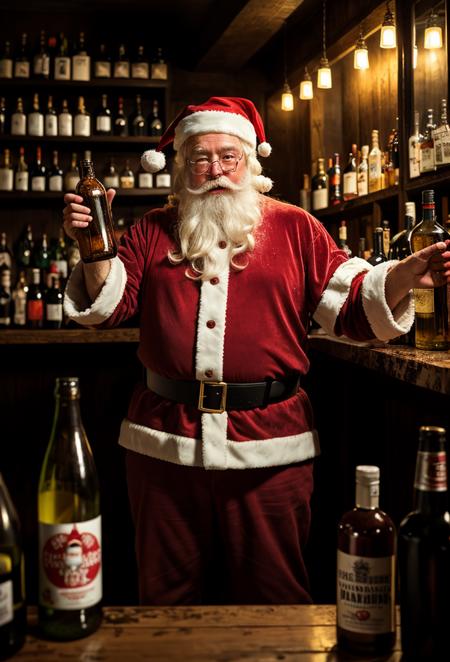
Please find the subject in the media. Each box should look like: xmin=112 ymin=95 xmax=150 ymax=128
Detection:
xmin=185 ymin=175 xmax=248 ymax=195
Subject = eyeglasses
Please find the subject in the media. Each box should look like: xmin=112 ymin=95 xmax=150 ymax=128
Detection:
xmin=187 ymin=152 xmax=244 ymax=176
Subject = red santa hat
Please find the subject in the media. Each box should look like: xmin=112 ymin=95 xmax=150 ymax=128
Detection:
xmin=141 ymin=96 xmax=272 ymax=174
xmin=66 ymin=525 xmax=83 ymax=547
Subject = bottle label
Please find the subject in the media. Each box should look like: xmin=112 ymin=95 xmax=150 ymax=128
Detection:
xmin=49 ymin=175 xmax=63 ymax=192
xmin=420 ymin=143 xmax=435 ymax=172
xmin=343 ymin=172 xmax=357 ymax=196
xmin=13 ymin=294 xmax=26 ymax=325
xmin=58 ymin=115 xmax=73 ymax=137
xmin=72 ymin=55 xmax=91 ymax=81
xmin=113 ymin=62 xmax=130 ymax=78
xmin=14 ymin=61 xmax=30 ymax=78
xmin=434 ymin=127 xmax=450 ymax=166
xmin=39 ymin=515 xmax=102 ymax=610
xmin=414 ymin=288 xmax=434 ymax=314
xmin=156 ymin=173 xmax=171 ymax=188
xmin=51 ymin=259 xmax=68 ymax=279
xmin=357 ymin=170 xmax=368 ymax=196
xmin=94 ymin=61 xmax=111 ymax=78
xmin=103 ymin=175 xmax=119 ymax=188
xmin=15 ymin=171 xmax=29 ymax=191
xmin=0 ymin=169 xmax=13 ymax=191
xmin=120 ymin=176 xmax=134 ymax=189
xmin=337 ymin=550 xmax=395 ymax=635
xmin=409 ymin=138 xmax=421 ymax=178
xmin=27 ymin=299 xmax=43 ymax=320
xmin=0 ymin=59 xmax=13 ymax=78
xmin=54 ymin=56 xmax=71 ymax=80
xmin=312 ymin=188 xmax=328 ymax=210
xmin=138 ymin=172 xmax=153 ymax=188
xmin=0 ymin=553 xmax=13 ymax=626
xmin=64 ymin=175 xmax=80 ymax=192
xmin=96 ymin=116 xmax=111 ymax=133
xmin=74 ymin=114 xmax=91 ymax=137
xmin=45 ymin=115 xmax=58 ymax=136
xmin=151 ymin=62 xmax=168 ymax=80
xmin=132 ymin=62 xmax=149 ymax=79
xmin=11 ymin=114 xmax=26 ymax=136
xmin=28 ymin=113 xmax=44 ymax=136
xmin=46 ymin=303 xmax=63 ymax=321
xmin=414 ymin=451 xmax=447 ymax=491
xmin=31 ymin=176 xmax=46 ymax=192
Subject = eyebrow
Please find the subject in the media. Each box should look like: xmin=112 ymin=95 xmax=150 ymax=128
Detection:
xmin=190 ymin=144 xmax=240 ymax=155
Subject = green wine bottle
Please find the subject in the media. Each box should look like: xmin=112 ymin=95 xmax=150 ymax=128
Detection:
xmin=38 ymin=377 xmax=102 ymax=641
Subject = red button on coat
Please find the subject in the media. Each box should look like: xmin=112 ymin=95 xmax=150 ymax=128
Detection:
xmin=206 ymin=320 xmax=216 ymax=329
xmin=210 ymin=277 xmax=219 ymax=285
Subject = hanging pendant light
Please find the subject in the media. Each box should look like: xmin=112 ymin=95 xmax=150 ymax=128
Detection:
xmin=380 ymin=1 xmax=396 ymax=48
xmin=354 ymin=28 xmax=369 ymax=70
xmin=299 ymin=67 xmax=313 ymax=100
xmin=424 ymin=10 xmax=443 ymax=49
xmin=317 ymin=0 xmax=332 ymax=88
xmin=280 ymin=20 xmax=294 ymax=111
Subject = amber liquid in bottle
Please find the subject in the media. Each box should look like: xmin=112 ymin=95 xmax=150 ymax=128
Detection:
xmin=410 ymin=189 xmax=449 ymax=350
xmin=75 ymin=160 xmax=117 ymax=263
xmin=337 ymin=465 xmax=396 ymax=655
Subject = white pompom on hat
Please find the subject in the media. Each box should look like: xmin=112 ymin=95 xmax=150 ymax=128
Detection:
xmin=140 ymin=96 xmax=273 ymax=173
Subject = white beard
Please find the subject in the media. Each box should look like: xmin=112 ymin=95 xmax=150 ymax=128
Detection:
xmin=171 ymin=173 xmax=262 ymax=280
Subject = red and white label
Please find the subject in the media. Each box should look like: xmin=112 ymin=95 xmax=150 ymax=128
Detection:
xmin=39 ymin=516 xmax=102 ymax=610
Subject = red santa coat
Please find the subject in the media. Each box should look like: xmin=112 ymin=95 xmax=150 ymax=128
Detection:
xmin=65 ymin=196 xmax=414 ymax=470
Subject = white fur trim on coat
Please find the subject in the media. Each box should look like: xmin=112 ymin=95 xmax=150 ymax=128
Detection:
xmin=361 ymin=260 xmax=415 ymax=341
xmin=119 ymin=418 xmax=320 ymax=470
xmin=63 ymin=256 xmax=127 ymax=325
xmin=174 ymin=110 xmax=257 ymax=151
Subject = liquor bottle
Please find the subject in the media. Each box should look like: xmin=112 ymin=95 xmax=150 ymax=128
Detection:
xmin=0 ymin=232 xmax=12 ymax=270
xmin=15 ymin=224 xmax=34 ymax=270
xmin=33 ymin=233 xmax=50 ymax=273
xmin=119 ymin=160 xmax=135 ymax=189
xmin=30 ymin=146 xmax=47 ymax=192
xmin=75 ymin=160 xmax=118 ymax=263
xmin=343 ymin=144 xmax=357 ymax=200
xmin=95 ymin=94 xmax=112 ymax=135
xmin=45 ymin=277 xmax=63 ymax=329
xmin=14 ymin=33 xmax=30 ymax=79
xmin=74 ymin=96 xmax=91 ymax=137
xmin=299 ymin=173 xmax=311 ymax=211
xmin=338 ymin=220 xmax=352 ymax=257
xmin=337 ymin=465 xmax=395 ymax=655
xmin=382 ymin=219 xmax=390 ymax=258
xmin=0 ymin=472 xmax=26 ymax=656
xmin=50 ymin=229 xmax=69 ymax=283
xmin=12 ymin=271 xmax=28 ymax=328
xmin=15 ymin=147 xmax=29 ymax=192
xmin=0 ymin=97 xmax=6 ymax=135
xmin=93 ymin=43 xmax=111 ymax=79
xmin=398 ymin=426 xmax=450 ymax=660
xmin=155 ymin=165 xmax=171 ymax=189
xmin=103 ymin=159 xmax=120 ymax=188
xmin=389 ymin=202 xmax=415 ymax=260
xmin=54 ymin=33 xmax=71 ymax=81
xmin=0 ymin=148 xmax=14 ymax=191
xmin=11 ymin=98 xmax=26 ymax=136
xmin=72 ymin=32 xmax=90 ymax=81
xmin=391 ymin=119 xmax=400 ymax=185
xmin=58 ymin=99 xmax=73 ymax=137
xmin=131 ymin=45 xmax=149 ymax=79
xmin=113 ymin=43 xmax=130 ymax=78
xmin=45 ymin=95 xmax=58 ymax=137
xmin=38 ymin=377 xmax=102 ymax=640
xmin=367 ymin=227 xmax=387 ymax=266
xmin=0 ymin=40 xmax=13 ymax=78
xmin=410 ymin=189 xmax=449 ymax=350
xmin=151 ymin=46 xmax=168 ymax=80
xmin=358 ymin=237 xmax=367 ymax=259
xmin=0 ymin=267 xmax=12 ymax=328
xmin=357 ymin=145 xmax=369 ymax=197
xmin=130 ymin=94 xmax=146 ymax=136
xmin=408 ymin=110 xmax=423 ymax=179
xmin=311 ymin=158 xmax=328 ymax=211
xmin=33 ymin=29 xmax=50 ymax=78
xmin=433 ymin=98 xmax=450 ymax=167
xmin=113 ymin=97 xmax=128 ymax=137
xmin=26 ymin=267 xmax=44 ymax=328
xmin=329 ymin=153 xmax=342 ymax=206
xmin=64 ymin=153 xmax=79 ymax=192
xmin=420 ymin=109 xmax=436 ymax=173
xmin=48 ymin=151 xmax=64 ymax=192
xmin=149 ymin=100 xmax=163 ymax=136
xmin=368 ymin=130 xmax=382 ymax=193
xmin=28 ymin=92 xmax=44 ymax=136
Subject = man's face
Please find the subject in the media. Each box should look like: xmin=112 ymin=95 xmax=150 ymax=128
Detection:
xmin=186 ymin=133 xmax=247 ymax=192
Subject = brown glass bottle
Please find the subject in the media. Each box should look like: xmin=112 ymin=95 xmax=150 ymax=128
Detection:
xmin=337 ymin=465 xmax=396 ymax=655
xmin=75 ymin=160 xmax=117 ymax=263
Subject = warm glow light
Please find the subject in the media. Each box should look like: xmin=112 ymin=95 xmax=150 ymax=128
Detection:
xmin=317 ymin=57 xmax=332 ymax=89
xmin=354 ymin=46 xmax=369 ymax=69
xmin=299 ymin=68 xmax=313 ymax=99
xmin=413 ymin=44 xmax=418 ymax=69
xmin=424 ymin=25 xmax=443 ymax=49
xmin=380 ymin=24 xmax=396 ymax=48
xmin=281 ymin=83 xmax=294 ymax=111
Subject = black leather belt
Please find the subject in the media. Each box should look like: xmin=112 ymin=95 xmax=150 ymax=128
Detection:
xmin=146 ymin=369 xmax=300 ymax=413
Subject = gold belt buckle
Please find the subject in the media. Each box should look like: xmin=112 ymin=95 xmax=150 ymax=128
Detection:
xmin=198 ymin=381 xmax=228 ymax=413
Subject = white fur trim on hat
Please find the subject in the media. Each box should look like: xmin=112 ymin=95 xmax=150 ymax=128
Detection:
xmin=253 ymin=175 xmax=273 ymax=193
xmin=141 ymin=150 xmax=166 ymax=173
xmin=174 ymin=110 xmax=257 ymax=151
xmin=257 ymin=142 xmax=272 ymax=157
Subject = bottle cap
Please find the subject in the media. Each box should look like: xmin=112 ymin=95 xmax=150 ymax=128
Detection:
xmin=56 ymin=376 xmax=80 ymax=399
xmin=356 ymin=465 xmax=380 ymax=484
xmin=422 ymin=189 xmax=435 ymax=204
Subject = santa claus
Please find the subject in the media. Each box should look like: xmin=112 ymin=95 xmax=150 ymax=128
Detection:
xmin=63 ymin=96 xmax=450 ymax=605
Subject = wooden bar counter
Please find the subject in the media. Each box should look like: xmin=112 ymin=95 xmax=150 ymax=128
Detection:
xmin=15 ymin=605 xmax=402 ymax=661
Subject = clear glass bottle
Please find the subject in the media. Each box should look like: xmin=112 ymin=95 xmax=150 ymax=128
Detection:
xmin=74 ymin=96 xmax=91 ymax=137
xmin=408 ymin=110 xmax=423 ymax=179
xmin=368 ymin=129 xmax=382 ymax=193
xmin=420 ymin=109 xmax=437 ymax=173
xmin=14 ymin=147 xmax=29 ymax=192
xmin=58 ymin=99 xmax=73 ymax=137
xmin=64 ymin=153 xmax=79 ymax=192
xmin=311 ymin=157 xmax=328 ymax=211
xmin=28 ymin=92 xmax=44 ymax=137
xmin=0 ymin=148 xmax=14 ymax=191
xmin=337 ymin=465 xmax=396 ymax=655
xmin=399 ymin=426 xmax=450 ymax=660
xmin=38 ymin=377 xmax=102 ymax=640
xmin=11 ymin=98 xmax=26 ymax=136
xmin=103 ymin=159 xmax=120 ymax=188
xmin=410 ymin=189 xmax=449 ymax=350
xmin=357 ymin=145 xmax=369 ymax=196
xmin=72 ymin=32 xmax=90 ymax=82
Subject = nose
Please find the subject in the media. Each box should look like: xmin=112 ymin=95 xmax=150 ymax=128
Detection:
xmin=209 ymin=160 xmax=222 ymax=178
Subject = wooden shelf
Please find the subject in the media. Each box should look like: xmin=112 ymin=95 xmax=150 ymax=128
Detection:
xmin=0 ymin=135 xmax=161 ymax=145
xmin=0 ymin=189 xmax=170 ymax=201
xmin=405 ymin=167 xmax=450 ymax=192
xmin=0 ymin=328 xmax=140 ymax=344
xmin=313 ymin=187 xmax=400 ymax=220
xmin=0 ymin=78 xmax=168 ymax=89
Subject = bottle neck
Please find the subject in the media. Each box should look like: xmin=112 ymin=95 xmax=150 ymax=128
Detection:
xmin=422 ymin=202 xmax=436 ymax=226
xmin=356 ymin=481 xmax=380 ymax=509
xmin=54 ymin=395 xmax=83 ymax=432
xmin=374 ymin=231 xmax=384 ymax=255
xmin=413 ymin=448 xmax=448 ymax=514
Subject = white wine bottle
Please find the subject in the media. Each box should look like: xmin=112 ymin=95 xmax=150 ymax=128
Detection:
xmin=38 ymin=377 xmax=102 ymax=640
xmin=0 ymin=472 xmax=26 ymax=658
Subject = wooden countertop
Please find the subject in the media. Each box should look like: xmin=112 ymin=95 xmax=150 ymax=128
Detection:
xmin=308 ymin=334 xmax=450 ymax=395
xmin=16 ymin=605 xmax=402 ymax=661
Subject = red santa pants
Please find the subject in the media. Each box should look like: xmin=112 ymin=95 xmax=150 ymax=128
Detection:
xmin=125 ymin=450 xmax=314 ymax=605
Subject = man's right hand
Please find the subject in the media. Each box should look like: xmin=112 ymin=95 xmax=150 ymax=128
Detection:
xmin=62 ymin=189 xmax=116 ymax=241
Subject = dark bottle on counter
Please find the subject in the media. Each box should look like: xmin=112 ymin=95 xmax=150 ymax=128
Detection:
xmin=398 ymin=426 xmax=450 ymax=660
xmin=38 ymin=377 xmax=102 ymax=640
xmin=45 ymin=277 xmax=63 ymax=329
xmin=75 ymin=160 xmax=117 ymax=263
xmin=0 ymin=472 xmax=26 ymax=658
xmin=26 ymin=267 xmax=44 ymax=328
xmin=367 ymin=227 xmax=387 ymax=266
xmin=329 ymin=153 xmax=342 ymax=206
xmin=337 ymin=465 xmax=396 ymax=655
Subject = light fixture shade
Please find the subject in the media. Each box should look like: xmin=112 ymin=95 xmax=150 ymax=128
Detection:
xmin=424 ymin=26 xmax=443 ymax=49
xmin=317 ymin=57 xmax=332 ymax=88
xmin=299 ymin=68 xmax=313 ymax=99
xmin=354 ymin=35 xmax=369 ymax=69
xmin=380 ymin=4 xmax=396 ymax=48
xmin=281 ymin=83 xmax=294 ymax=111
